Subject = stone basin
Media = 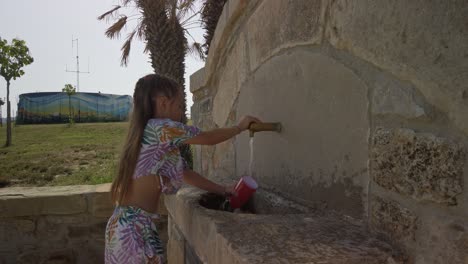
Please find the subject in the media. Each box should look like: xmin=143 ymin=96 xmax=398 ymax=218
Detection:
xmin=199 ymin=188 xmax=312 ymax=214
xmin=166 ymin=187 xmax=407 ymax=264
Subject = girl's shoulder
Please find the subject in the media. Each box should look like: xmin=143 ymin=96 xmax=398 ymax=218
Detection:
xmin=145 ymin=118 xmax=190 ymax=134
xmin=147 ymin=118 xmax=183 ymax=129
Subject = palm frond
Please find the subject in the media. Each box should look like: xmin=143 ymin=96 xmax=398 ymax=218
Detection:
xmin=120 ymin=30 xmax=137 ymax=66
xmin=97 ymin=5 xmax=122 ymax=21
xmin=105 ymin=16 xmax=128 ymax=39
xmin=187 ymin=42 xmax=205 ymax=60
xmin=177 ymin=0 xmax=197 ymax=21
xmin=180 ymin=11 xmax=201 ymax=27
xmin=136 ymin=19 xmax=146 ymax=40
xmin=201 ymin=0 xmax=228 ymax=55
xmin=120 ymin=0 xmax=135 ymax=6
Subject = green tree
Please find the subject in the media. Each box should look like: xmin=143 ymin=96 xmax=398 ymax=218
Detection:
xmin=62 ymin=84 xmax=76 ymax=125
xmin=0 ymin=38 xmax=34 ymax=147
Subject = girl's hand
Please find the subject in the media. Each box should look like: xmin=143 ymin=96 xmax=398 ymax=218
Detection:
xmin=237 ymin=116 xmax=262 ymax=131
xmin=223 ymin=185 xmax=237 ymax=197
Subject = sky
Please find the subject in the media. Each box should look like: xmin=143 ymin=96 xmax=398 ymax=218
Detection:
xmin=0 ymin=0 xmax=205 ymax=118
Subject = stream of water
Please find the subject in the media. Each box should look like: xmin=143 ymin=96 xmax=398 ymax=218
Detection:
xmin=248 ymin=137 xmax=254 ymax=176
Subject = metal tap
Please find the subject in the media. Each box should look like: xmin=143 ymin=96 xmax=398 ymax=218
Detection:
xmin=248 ymin=122 xmax=282 ymax=137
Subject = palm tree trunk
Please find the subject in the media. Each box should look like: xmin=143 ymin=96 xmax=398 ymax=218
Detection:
xmin=5 ymin=80 xmax=11 ymax=147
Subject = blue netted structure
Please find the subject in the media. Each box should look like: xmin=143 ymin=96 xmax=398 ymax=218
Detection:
xmin=17 ymin=92 xmax=132 ymax=124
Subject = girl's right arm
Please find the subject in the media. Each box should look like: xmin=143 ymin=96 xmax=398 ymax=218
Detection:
xmin=184 ymin=116 xmax=261 ymax=145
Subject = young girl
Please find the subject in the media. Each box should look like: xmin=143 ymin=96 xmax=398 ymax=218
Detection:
xmin=104 ymin=74 xmax=260 ymax=263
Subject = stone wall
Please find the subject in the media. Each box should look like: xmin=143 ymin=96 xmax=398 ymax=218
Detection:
xmin=0 ymin=184 xmax=168 ymax=264
xmin=190 ymin=0 xmax=468 ymax=263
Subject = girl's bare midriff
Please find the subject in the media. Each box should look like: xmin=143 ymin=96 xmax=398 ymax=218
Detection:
xmin=121 ymin=175 xmax=162 ymax=214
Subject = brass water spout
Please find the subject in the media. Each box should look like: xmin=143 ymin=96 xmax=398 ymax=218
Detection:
xmin=248 ymin=122 xmax=282 ymax=137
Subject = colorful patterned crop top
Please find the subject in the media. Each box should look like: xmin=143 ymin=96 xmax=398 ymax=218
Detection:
xmin=133 ymin=118 xmax=201 ymax=194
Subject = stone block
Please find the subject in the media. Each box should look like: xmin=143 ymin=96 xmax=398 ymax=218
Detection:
xmin=44 ymin=215 xmax=88 ymax=225
xmin=212 ymin=139 xmax=236 ymax=178
xmin=371 ymin=75 xmax=426 ymax=119
xmin=247 ymin=0 xmax=323 ymax=70
xmin=15 ymin=219 xmax=35 ymax=233
xmin=0 ymin=195 xmax=87 ymax=217
xmin=236 ymin=50 xmax=369 ymax=216
xmin=371 ymin=128 xmax=465 ymax=205
xmin=414 ymin=216 xmax=468 ymax=263
xmin=167 ymin=217 xmax=185 ymax=264
xmin=371 ymin=197 xmax=418 ymax=241
xmin=157 ymin=195 xmax=168 ymax=216
xmin=67 ymin=222 xmax=106 ymax=239
xmin=35 ymin=217 xmax=69 ymax=242
xmin=199 ymin=97 xmax=212 ymax=114
xmin=88 ymin=191 xmax=113 ymax=218
xmin=189 ymin=67 xmax=206 ymax=93
xmin=212 ymin=32 xmax=247 ymax=127
xmin=327 ymin=0 xmax=468 ymax=134
xmin=41 ymin=249 xmax=76 ymax=264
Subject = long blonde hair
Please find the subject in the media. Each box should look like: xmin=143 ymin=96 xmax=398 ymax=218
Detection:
xmin=111 ymin=74 xmax=180 ymax=205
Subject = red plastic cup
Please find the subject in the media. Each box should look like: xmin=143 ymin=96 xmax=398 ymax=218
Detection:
xmin=229 ymin=176 xmax=258 ymax=209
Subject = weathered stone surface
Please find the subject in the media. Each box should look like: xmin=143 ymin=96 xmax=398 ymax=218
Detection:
xmin=236 ymin=50 xmax=369 ymax=218
xmin=42 ymin=249 xmax=76 ymax=264
xmin=167 ymin=217 xmax=185 ymax=264
xmin=247 ymin=0 xmax=324 ymax=70
xmin=35 ymin=217 xmax=69 ymax=242
xmin=212 ymin=139 xmax=236 ymax=180
xmin=414 ymin=216 xmax=468 ymax=264
xmin=327 ymin=0 xmax=468 ymax=134
xmin=16 ymin=248 xmax=76 ymax=264
xmin=0 ymin=195 xmax=87 ymax=217
xmin=188 ymin=0 xmax=468 ymax=262
xmin=372 ymin=128 xmax=465 ymax=205
xmin=44 ymin=215 xmax=88 ymax=225
xmin=67 ymin=222 xmax=106 ymax=239
xmin=204 ymin=0 xmax=251 ymax=87
xmin=88 ymin=190 xmax=113 ymax=218
xmin=15 ymin=219 xmax=36 ymax=233
xmin=371 ymin=76 xmax=426 ymax=119
xmin=370 ymin=197 xmax=418 ymax=242
xmin=0 ymin=184 xmax=116 ymax=264
xmin=166 ymin=187 xmax=406 ymax=264
xmin=0 ymin=185 xmax=97 ymax=217
xmin=189 ymin=67 xmax=206 ymax=93
xmin=212 ymin=32 xmax=247 ymax=127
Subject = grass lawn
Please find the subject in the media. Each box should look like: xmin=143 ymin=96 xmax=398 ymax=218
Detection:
xmin=0 ymin=122 xmax=128 ymax=188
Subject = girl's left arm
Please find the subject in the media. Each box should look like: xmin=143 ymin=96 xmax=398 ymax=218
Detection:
xmin=182 ymin=170 xmax=233 ymax=196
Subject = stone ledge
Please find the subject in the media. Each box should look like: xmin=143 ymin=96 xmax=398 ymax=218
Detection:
xmin=0 ymin=184 xmax=108 ymax=217
xmin=189 ymin=67 xmax=206 ymax=93
xmin=165 ymin=187 xmax=406 ymax=264
xmin=0 ymin=184 xmax=168 ymax=218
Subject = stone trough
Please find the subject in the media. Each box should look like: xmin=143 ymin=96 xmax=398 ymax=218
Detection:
xmin=166 ymin=187 xmax=407 ymax=264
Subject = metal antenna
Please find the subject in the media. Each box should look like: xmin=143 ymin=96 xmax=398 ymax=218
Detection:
xmin=65 ymin=37 xmax=90 ymax=92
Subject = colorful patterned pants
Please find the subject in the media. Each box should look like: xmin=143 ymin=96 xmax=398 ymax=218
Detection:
xmin=105 ymin=206 xmax=164 ymax=264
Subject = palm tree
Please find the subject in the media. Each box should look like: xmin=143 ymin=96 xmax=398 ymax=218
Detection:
xmin=200 ymin=0 xmax=228 ymax=55
xmin=98 ymin=0 xmax=204 ymax=82
xmin=99 ymin=0 xmax=205 ymax=168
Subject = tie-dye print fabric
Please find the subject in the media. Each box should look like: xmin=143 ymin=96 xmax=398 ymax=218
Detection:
xmin=133 ymin=118 xmax=201 ymax=194
xmin=105 ymin=206 xmax=163 ymax=264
